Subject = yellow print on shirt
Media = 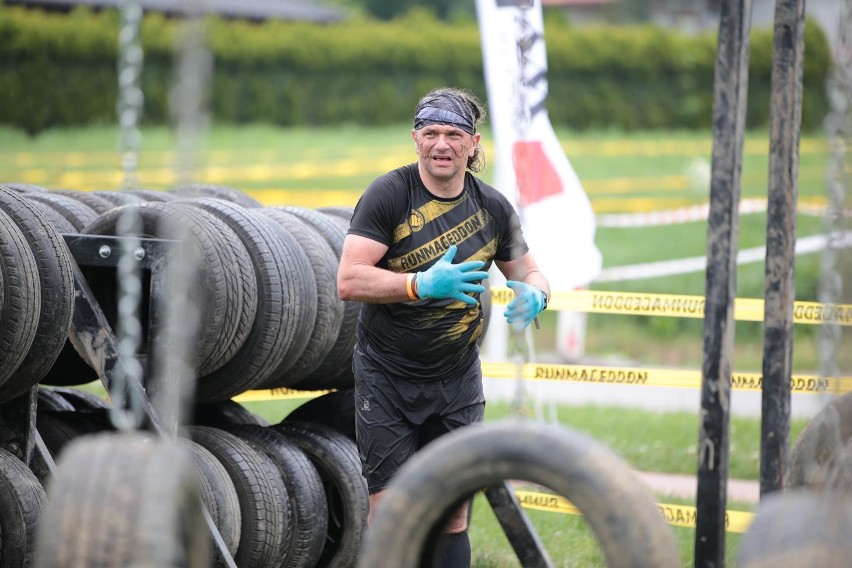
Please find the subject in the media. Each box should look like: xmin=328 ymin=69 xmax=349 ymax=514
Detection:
xmin=389 ymin=209 xmax=491 ymax=272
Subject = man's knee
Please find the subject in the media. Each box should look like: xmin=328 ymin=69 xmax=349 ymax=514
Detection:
xmin=445 ymin=500 xmax=471 ymax=533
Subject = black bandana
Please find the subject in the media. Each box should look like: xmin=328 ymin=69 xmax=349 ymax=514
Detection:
xmin=413 ymin=93 xmax=476 ymax=134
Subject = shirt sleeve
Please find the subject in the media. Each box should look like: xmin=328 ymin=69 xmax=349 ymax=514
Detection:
xmin=490 ymin=189 xmax=529 ymax=262
xmin=348 ymin=171 xmax=407 ymax=247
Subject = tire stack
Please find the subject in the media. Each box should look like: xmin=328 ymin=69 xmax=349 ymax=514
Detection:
xmin=0 ymin=182 xmax=378 ymax=567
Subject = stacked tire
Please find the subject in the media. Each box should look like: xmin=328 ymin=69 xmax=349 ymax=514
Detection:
xmin=0 ymin=182 xmax=378 ymax=567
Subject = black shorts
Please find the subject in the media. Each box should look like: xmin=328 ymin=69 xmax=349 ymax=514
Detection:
xmin=353 ymin=346 xmax=485 ymax=494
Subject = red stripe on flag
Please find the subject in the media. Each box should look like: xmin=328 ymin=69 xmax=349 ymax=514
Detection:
xmin=512 ymin=140 xmax=563 ymax=207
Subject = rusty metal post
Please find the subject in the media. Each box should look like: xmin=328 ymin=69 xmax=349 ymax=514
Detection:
xmin=695 ymin=0 xmax=752 ymax=565
xmin=760 ymin=0 xmax=806 ymax=497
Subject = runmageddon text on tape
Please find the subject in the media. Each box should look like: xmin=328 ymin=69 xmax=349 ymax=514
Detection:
xmin=236 ymin=365 xmax=852 ymax=401
xmin=233 ymin=388 xmax=331 ymax=402
xmin=490 ymin=288 xmax=852 ymax=326
xmin=480 ymin=362 xmax=852 ymax=394
xmin=513 ymin=490 xmax=753 ymax=534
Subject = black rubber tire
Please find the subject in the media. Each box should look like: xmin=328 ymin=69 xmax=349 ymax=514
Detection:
xmin=51 ymin=189 xmax=116 ymax=215
xmin=49 ymin=387 xmax=111 ymax=411
xmin=125 ymin=188 xmax=176 ymax=202
xmin=24 ymin=192 xmax=99 ymax=231
xmin=277 ymin=206 xmax=359 ymax=391
xmin=735 ymin=490 xmax=852 ymax=567
xmin=258 ymin=208 xmax=344 ymax=387
xmin=172 ymin=184 xmax=263 ymax=208
xmin=273 ymin=420 xmax=368 ymax=568
xmin=82 ymin=202 xmax=242 ymax=377
xmin=21 ymin=199 xmax=77 ymax=233
xmin=284 ymin=389 xmax=356 ymax=441
xmin=36 ymin=387 xmax=76 ymax=411
xmin=359 ymin=419 xmax=680 ymax=568
xmin=787 ymin=392 xmax=852 ymax=489
xmin=176 ymin=198 xmax=316 ymax=401
xmin=187 ymin=425 xmax=291 ymax=568
xmin=316 ymin=206 xmax=354 ymax=222
xmin=0 ymin=446 xmax=46 ymax=568
xmin=35 ymin=432 xmax=210 ymax=568
xmin=31 ymin=409 xmax=114 ymax=485
xmin=193 ymin=400 xmax=271 ymax=428
xmin=163 ymin=201 xmax=259 ymax=376
xmin=1 ymin=182 xmax=47 ymax=193
xmin=227 ymin=424 xmax=330 ymax=568
xmin=183 ymin=439 xmax=242 ymax=563
xmin=0 ymin=186 xmax=74 ymax=399
xmin=90 ymin=190 xmax=147 ymax=207
xmin=0 ymin=206 xmax=41 ymax=391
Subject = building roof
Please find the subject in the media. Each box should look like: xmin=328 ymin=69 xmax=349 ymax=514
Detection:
xmin=6 ymin=0 xmax=347 ymax=23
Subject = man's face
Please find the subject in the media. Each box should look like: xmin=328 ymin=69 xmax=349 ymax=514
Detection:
xmin=412 ymin=124 xmax=480 ymax=183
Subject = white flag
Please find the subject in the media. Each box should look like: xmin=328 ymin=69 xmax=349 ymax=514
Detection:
xmin=475 ymin=0 xmax=601 ymax=290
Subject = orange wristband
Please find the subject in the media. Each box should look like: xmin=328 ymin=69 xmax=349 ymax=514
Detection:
xmin=406 ymin=273 xmax=418 ymax=301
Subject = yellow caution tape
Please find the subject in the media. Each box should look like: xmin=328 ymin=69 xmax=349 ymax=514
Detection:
xmin=236 ymin=365 xmax=852 ymax=401
xmin=480 ymin=361 xmax=852 ymax=395
xmin=233 ymin=388 xmax=332 ymax=402
xmin=491 ymin=288 xmax=852 ymax=326
xmin=514 ymin=490 xmax=753 ymax=534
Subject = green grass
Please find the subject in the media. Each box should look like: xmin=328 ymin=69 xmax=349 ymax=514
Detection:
xmin=235 ymin=396 xmax=809 ymax=482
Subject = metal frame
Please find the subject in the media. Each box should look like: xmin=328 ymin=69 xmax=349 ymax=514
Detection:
xmin=0 ymin=233 xmax=237 ymax=568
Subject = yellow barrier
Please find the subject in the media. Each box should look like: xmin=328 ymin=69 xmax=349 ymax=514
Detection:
xmin=481 ymin=361 xmax=852 ymax=395
xmin=490 ymin=288 xmax=852 ymax=326
xmin=237 ymin=364 xmax=852 ymax=401
xmin=514 ymin=490 xmax=753 ymax=534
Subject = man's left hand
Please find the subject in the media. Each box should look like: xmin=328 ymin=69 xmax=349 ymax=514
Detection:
xmin=503 ymin=281 xmax=546 ymax=330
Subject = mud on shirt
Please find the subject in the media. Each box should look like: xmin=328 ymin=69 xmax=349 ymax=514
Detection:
xmin=348 ymin=163 xmax=529 ymax=382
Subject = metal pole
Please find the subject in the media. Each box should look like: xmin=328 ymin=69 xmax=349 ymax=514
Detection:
xmin=760 ymin=0 xmax=806 ymax=497
xmin=695 ymin=0 xmax=752 ymax=565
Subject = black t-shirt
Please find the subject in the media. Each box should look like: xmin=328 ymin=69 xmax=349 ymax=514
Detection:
xmin=348 ymin=163 xmax=529 ymax=381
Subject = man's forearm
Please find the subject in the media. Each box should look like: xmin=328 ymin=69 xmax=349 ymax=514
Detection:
xmin=338 ymin=264 xmax=412 ymax=304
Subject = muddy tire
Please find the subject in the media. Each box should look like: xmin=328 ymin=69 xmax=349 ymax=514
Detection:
xmin=184 ymin=439 xmax=242 ymax=563
xmin=193 ymin=400 xmax=270 ymax=428
xmin=187 ymin=425 xmax=291 ymax=568
xmin=735 ymin=490 xmax=852 ymax=567
xmin=316 ymin=206 xmax=353 ymax=222
xmin=125 ymin=188 xmax=176 ymax=202
xmin=273 ymin=420 xmax=368 ymax=568
xmin=359 ymin=419 xmax=680 ymax=568
xmin=49 ymin=387 xmax=111 ymax=411
xmin=172 ymin=184 xmax=262 ymax=208
xmin=25 ymin=192 xmax=99 ymax=231
xmin=0 ymin=446 xmax=46 ymax=568
xmin=91 ymin=190 xmax=146 ymax=207
xmin=175 ymin=199 xmax=315 ymax=401
xmin=83 ymin=202 xmax=248 ymax=377
xmin=227 ymin=424 xmax=329 ymax=568
xmin=787 ymin=392 xmax=852 ymax=489
xmin=51 ymin=189 xmax=116 ymax=215
xmin=0 ymin=186 xmax=74 ymax=399
xmin=277 ymin=206 xmax=358 ymax=391
xmin=0 ymin=207 xmax=41 ymax=391
xmin=284 ymin=389 xmax=356 ymax=441
xmin=258 ymin=208 xmax=344 ymax=387
xmin=35 ymin=432 xmax=210 ymax=568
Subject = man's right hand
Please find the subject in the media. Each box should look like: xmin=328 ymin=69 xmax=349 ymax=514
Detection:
xmin=416 ymin=245 xmax=488 ymax=305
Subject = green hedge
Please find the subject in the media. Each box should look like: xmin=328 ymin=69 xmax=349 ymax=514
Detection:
xmin=0 ymin=6 xmax=832 ymax=134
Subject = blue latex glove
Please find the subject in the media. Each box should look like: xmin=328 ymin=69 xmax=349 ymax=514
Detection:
xmin=417 ymin=245 xmax=488 ymax=306
xmin=504 ymin=280 xmax=546 ymax=330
